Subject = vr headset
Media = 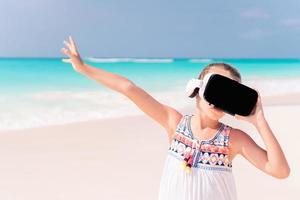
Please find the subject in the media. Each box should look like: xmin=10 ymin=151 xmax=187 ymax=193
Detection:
xmin=186 ymin=73 xmax=258 ymax=116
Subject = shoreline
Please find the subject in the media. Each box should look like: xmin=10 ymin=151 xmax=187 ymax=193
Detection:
xmin=1 ymin=92 xmax=300 ymax=133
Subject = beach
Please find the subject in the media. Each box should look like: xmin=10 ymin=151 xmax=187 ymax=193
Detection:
xmin=0 ymin=93 xmax=298 ymax=200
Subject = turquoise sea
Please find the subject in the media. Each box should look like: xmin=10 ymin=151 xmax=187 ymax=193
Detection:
xmin=1 ymin=58 xmax=300 ymax=131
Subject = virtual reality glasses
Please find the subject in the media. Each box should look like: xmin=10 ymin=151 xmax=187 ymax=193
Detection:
xmin=185 ymin=73 xmax=258 ymax=116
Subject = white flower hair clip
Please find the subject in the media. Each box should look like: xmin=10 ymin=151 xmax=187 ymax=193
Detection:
xmin=185 ymin=73 xmax=216 ymax=98
xmin=185 ymin=78 xmax=203 ymax=98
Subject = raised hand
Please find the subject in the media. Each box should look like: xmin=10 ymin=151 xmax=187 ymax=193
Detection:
xmin=61 ymin=36 xmax=86 ymax=73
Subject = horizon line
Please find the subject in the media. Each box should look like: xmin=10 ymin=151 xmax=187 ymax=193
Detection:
xmin=0 ymin=56 xmax=299 ymax=59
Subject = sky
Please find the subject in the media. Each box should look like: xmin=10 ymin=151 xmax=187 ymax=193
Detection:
xmin=0 ymin=0 xmax=300 ymax=58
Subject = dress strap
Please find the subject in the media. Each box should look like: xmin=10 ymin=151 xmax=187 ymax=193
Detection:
xmin=222 ymin=125 xmax=232 ymax=147
xmin=175 ymin=114 xmax=192 ymax=137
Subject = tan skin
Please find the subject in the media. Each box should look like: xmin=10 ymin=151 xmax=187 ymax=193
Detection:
xmin=61 ymin=36 xmax=290 ymax=179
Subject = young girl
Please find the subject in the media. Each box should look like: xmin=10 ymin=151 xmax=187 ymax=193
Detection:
xmin=61 ymin=36 xmax=290 ymax=200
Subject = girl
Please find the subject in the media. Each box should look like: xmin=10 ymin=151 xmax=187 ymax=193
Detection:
xmin=61 ymin=36 xmax=290 ymax=200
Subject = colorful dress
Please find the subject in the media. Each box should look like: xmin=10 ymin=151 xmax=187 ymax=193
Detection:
xmin=158 ymin=114 xmax=237 ymax=200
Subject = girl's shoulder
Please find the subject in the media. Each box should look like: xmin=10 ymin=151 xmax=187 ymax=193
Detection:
xmin=229 ymin=127 xmax=251 ymax=144
xmin=227 ymin=127 xmax=253 ymax=161
xmin=170 ymin=113 xmax=191 ymax=131
xmin=166 ymin=112 xmax=184 ymax=143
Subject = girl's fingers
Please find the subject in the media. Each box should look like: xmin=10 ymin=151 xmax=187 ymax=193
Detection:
xmin=60 ymin=48 xmax=71 ymax=56
xmin=60 ymin=47 xmax=68 ymax=54
xmin=69 ymin=36 xmax=80 ymax=54
xmin=62 ymin=36 xmax=79 ymax=57
xmin=63 ymin=40 xmax=72 ymax=50
xmin=68 ymin=36 xmax=72 ymax=45
xmin=62 ymin=58 xmax=71 ymax=63
xmin=69 ymin=36 xmax=76 ymax=49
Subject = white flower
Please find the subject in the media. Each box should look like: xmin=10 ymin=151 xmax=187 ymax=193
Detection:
xmin=185 ymin=78 xmax=203 ymax=97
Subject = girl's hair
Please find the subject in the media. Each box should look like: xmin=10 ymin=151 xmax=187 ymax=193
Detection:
xmin=189 ymin=62 xmax=242 ymax=98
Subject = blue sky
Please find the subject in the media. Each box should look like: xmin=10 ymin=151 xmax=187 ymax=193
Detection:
xmin=0 ymin=0 xmax=299 ymax=58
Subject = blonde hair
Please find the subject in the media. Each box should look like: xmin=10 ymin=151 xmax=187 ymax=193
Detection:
xmin=189 ymin=62 xmax=242 ymax=98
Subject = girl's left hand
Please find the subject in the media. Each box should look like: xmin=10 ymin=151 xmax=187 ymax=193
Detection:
xmin=234 ymin=88 xmax=265 ymax=127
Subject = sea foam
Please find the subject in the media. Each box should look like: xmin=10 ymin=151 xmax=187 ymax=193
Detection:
xmin=87 ymin=57 xmax=174 ymax=63
xmin=0 ymin=88 xmax=189 ymax=131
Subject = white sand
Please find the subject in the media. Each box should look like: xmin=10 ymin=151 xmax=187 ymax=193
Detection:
xmin=0 ymin=94 xmax=298 ymax=200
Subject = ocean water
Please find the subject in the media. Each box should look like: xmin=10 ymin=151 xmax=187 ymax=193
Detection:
xmin=1 ymin=58 xmax=300 ymax=131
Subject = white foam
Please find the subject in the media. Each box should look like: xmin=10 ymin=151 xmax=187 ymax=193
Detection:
xmin=189 ymin=59 xmax=214 ymax=63
xmin=86 ymin=57 xmax=132 ymax=63
xmin=243 ymin=77 xmax=300 ymax=96
xmin=132 ymin=58 xmax=174 ymax=63
xmin=86 ymin=57 xmax=174 ymax=63
xmin=0 ymin=89 xmax=189 ymax=131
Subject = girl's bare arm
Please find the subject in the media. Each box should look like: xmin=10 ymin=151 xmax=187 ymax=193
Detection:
xmin=61 ymin=36 xmax=182 ymax=136
xmin=232 ymin=93 xmax=290 ymax=179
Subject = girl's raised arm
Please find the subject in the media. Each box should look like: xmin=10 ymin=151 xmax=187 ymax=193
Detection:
xmin=61 ymin=36 xmax=183 ymax=138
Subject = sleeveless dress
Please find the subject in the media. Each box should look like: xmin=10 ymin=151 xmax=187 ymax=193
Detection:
xmin=158 ymin=114 xmax=237 ymax=200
